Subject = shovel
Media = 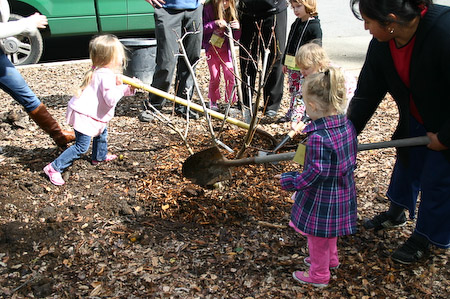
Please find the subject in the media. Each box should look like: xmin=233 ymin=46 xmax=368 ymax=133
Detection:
xmin=182 ymin=136 xmax=430 ymax=186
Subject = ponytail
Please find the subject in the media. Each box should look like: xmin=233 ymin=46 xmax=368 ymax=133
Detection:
xmin=74 ymin=67 xmax=95 ymax=97
xmin=303 ymin=66 xmax=348 ymax=114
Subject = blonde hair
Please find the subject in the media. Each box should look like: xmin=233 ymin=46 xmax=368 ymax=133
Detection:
xmin=303 ymin=66 xmax=348 ymax=115
xmin=290 ymin=0 xmax=318 ymax=16
xmin=75 ymin=34 xmax=127 ymax=97
xmin=212 ymin=0 xmax=237 ymax=22
xmin=296 ymin=42 xmax=329 ymax=71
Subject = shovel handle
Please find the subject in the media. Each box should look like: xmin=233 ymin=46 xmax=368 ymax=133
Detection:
xmin=357 ymin=136 xmax=430 ymax=151
xmin=220 ymin=136 xmax=430 ymax=166
xmin=122 ymin=75 xmax=250 ymax=130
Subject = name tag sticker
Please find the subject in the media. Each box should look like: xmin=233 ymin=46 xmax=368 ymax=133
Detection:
xmin=293 ymin=143 xmax=306 ymax=165
xmin=210 ymin=34 xmax=225 ymax=48
xmin=284 ymin=54 xmax=298 ymax=69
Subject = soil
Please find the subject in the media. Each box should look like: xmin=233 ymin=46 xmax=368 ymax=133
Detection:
xmin=0 ymin=58 xmax=448 ymax=298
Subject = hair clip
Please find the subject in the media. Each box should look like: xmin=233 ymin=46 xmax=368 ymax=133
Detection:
xmin=324 ymin=69 xmax=330 ymax=76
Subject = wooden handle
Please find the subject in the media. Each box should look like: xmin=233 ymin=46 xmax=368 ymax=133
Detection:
xmin=122 ymin=75 xmax=250 ymax=130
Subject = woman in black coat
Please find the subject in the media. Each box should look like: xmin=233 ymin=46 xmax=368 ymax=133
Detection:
xmin=347 ymin=0 xmax=450 ymax=264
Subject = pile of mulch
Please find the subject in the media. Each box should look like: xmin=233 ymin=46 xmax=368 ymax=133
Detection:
xmin=0 ymin=58 xmax=448 ymax=298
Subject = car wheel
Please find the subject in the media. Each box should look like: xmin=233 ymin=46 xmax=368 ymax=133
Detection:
xmin=4 ymin=14 xmax=44 ymax=66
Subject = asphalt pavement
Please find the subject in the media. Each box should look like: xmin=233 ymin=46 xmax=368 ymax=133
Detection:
xmin=286 ymin=0 xmax=450 ymax=77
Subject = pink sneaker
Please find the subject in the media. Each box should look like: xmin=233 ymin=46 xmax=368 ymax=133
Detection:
xmin=43 ymin=163 xmax=65 ymax=186
xmin=304 ymin=257 xmax=340 ymax=269
xmin=92 ymin=154 xmax=117 ymax=165
xmin=292 ymin=271 xmax=328 ymax=288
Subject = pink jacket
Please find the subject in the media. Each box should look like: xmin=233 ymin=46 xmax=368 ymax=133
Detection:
xmin=68 ymin=68 xmax=134 ymax=123
xmin=66 ymin=67 xmax=134 ymax=136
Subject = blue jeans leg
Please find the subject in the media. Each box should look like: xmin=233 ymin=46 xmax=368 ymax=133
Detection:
xmin=0 ymin=52 xmax=41 ymax=112
xmin=91 ymin=128 xmax=108 ymax=161
xmin=51 ymin=130 xmax=91 ymax=172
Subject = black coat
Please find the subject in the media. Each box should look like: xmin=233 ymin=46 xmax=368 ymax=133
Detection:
xmin=347 ymin=4 xmax=450 ymax=161
xmin=238 ymin=0 xmax=287 ymax=18
xmin=282 ymin=17 xmax=322 ymax=65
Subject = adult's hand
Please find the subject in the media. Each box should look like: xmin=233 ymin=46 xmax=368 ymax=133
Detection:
xmin=426 ymin=132 xmax=448 ymax=151
xmin=27 ymin=13 xmax=48 ymax=29
xmin=145 ymin=0 xmax=165 ymax=8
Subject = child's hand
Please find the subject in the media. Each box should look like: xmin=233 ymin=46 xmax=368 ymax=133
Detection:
xmin=215 ymin=19 xmax=227 ymax=29
xmin=129 ymin=77 xmax=141 ymax=93
xmin=282 ymin=65 xmax=288 ymax=74
xmin=115 ymin=75 xmax=123 ymax=86
xmin=274 ymin=174 xmax=282 ymax=179
xmin=230 ymin=20 xmax=240 ymax=30
xmin=291 ymin=121 xmax=306 ymax=135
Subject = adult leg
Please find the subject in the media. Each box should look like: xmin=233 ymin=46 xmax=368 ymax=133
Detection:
xmin=147 ymin=8 xmax=182 ymax=109
xmin=260 ymin=10 xmax=286 ymax=115
xmin=172 ymin=5 xmax=203 ymax=118
xmin=0 ymin=53 xmax=74 ymax=147
xmin=391 ymin=149 xmax=450 ymax=264
xmin=239 ymin=16 xmax=258 ymax=108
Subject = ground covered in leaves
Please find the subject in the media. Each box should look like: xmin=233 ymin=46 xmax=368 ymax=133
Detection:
xmin=0 ymin=59 xmax=448 ymax=298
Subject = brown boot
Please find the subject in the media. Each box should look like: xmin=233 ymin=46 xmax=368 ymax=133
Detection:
xmin=28 ymin=103 xmax=75 ymax=148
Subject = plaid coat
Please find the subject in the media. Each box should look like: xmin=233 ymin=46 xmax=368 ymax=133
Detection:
xmin=280 ymin=115 xmax=358 ymax=238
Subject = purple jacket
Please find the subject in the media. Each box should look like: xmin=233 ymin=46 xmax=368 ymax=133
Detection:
xmin=280 ymin=114 xmax=358 ymax=238
xmin=202 ymin=2 xmax=241 ymax=54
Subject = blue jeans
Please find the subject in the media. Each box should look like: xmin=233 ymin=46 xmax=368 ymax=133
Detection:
xmin=0 ymin=51 xmax=41 ymax=112
xmin=52 ymin=128 xmax=108 ymax=172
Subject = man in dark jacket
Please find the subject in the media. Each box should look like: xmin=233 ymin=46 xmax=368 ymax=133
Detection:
xmin=238 ymin=0 xmax=288 ymax=119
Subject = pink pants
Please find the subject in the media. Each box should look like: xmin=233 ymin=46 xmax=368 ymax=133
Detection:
xmin=306 ymin=234 xmax=339 ymax=283
xmin=206 ymin=46 xmax=236 ymax=104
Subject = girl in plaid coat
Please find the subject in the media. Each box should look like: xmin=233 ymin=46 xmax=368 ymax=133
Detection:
xmin=278 ymin=67 xmax=358 ymax=287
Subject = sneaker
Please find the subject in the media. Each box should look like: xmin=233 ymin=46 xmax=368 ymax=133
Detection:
xmin=292 ymin=271 xmax=328 ymax=288
xmin=208 ymin=102 xmax=220 ymax=112
xmin=363 ymin=211 xmax=407 ymax=230
xmin=139 ymin=110 xmax=155 ymax=122
xmin=92 ymin=154 xmax=117 ymax=165
xmin=43 ymin=163 xmax=65 ymax=186
xmin=276 ymin=116 xmax=290 ymax=123
xmin=175 ymin=106 xmax=200 ymax=120
xmin=391 ymin=233 xmax=430 ymax=264
xmin=304 ymin=257 xmax=340 ymax=269
xmin=265 ymin=110 xmax=277 ymax=118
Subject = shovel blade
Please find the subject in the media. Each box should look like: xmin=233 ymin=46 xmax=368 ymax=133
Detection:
xmin=182 ymin=147 xmax=232 ymax=187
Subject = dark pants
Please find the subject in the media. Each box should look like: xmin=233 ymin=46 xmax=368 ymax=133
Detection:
xmin=387 ymin=117 xmax=450 ymax=248
xmin=149 ymin=5 xmax=203 ymax=108
xmin=239 ymin=9 xmax=287 ymax=113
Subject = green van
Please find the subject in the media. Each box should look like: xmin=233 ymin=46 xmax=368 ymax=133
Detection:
xmin=7 ymin=0 xmax=155 ymax=65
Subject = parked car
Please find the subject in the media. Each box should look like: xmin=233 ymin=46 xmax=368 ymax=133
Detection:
xmin=7 ymin=0 xmax=155 ymax=66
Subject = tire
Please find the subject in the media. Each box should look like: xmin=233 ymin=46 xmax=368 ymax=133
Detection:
xmin=3 ymin=14 xmax=44 ymax=66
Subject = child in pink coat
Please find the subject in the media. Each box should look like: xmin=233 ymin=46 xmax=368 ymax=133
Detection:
xmin=203 ymin=0 xmax=241 ymax=111
xmin=44 ymin=34 xmax=136 ymax=186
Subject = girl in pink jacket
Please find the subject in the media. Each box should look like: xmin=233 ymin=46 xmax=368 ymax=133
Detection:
xmin=44 ymin=35 xmax=135 ymax=186
xmin=203 ymin=0 xmax=241 ymax=111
